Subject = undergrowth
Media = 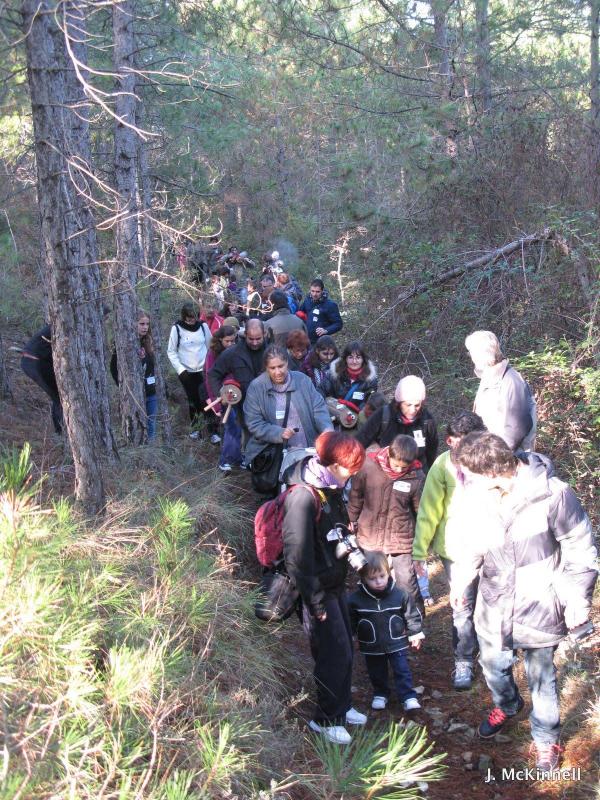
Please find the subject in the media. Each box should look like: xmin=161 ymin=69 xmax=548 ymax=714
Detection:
xmin=0 ymin=444 xmax=447 ymax=799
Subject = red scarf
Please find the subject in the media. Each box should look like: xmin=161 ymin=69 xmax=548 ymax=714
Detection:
xmin=346 ymin=366 xmax=363 ymax=381
xmin=368 ymin=447 xmax=422 ymax=480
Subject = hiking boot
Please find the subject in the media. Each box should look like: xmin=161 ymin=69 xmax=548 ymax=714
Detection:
xmin=345 ymin=707 xmax=367 ymax=725
xmin=403 ymin=697 xmax=421 ymax=711
xmin=478 ymin=696 xmax=524 ymax=738
xmin=371 ymin=696 xmax=387 ymax=710
xmin=209 ymin=434 xmax=221 ymax=444
xmin=309 ymin=720 xmax=351 ymax=744
xmin=452 ymin=661 xmax=474 ymax=691
xmin=531 ymin=742 xmax=563 ymax=773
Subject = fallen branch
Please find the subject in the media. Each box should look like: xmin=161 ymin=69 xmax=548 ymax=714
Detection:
xmin=363 ymin=229 xmax=556 ymax=335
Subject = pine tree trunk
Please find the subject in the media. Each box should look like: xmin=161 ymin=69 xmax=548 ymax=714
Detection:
xmin=112 ymin=0 xmax=147 ymax=444
xmin=137 ymin=117 xmax=173 ymax=443
xmin=22 ymin=0 xmax=109 ymax=513
xmin=591 ymin=0 xmax=600 ymax=212
xmin=475 ymin=0 xmax=492 ymax=115
xmin=432 ymin=1 xmax=457 ymax=158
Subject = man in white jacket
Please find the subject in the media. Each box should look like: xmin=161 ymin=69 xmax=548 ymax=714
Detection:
xmin=167 ymin=302 xmax=217 ymax=441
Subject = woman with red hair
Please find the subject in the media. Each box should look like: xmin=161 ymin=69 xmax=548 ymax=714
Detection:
xmin=281 ymin=431 xmax=368 ymax=745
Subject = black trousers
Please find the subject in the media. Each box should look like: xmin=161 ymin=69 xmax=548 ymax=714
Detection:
xmin=21 ymin=356 xmax=63 ymax=434
xmin=302 ymin=589 xmax=353 ymax=725
xmin=178 ymin=370 xmax=217 ymax=433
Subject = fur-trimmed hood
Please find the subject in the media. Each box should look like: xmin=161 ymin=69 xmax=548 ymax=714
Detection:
xmin=328 ymin=357 xmax=378 ymax=383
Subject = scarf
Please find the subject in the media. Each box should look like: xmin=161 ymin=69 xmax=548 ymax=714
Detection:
xmin=346 ymin=366 xmax=363 ymax=381
xmin=368 ymin=447 xmax=422 ymax=480
xmin=302 ymin=456 xmax=345 ymax=488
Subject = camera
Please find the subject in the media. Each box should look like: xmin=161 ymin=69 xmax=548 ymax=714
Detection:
xmin=327 ymin=524 xmax=368 ymax=572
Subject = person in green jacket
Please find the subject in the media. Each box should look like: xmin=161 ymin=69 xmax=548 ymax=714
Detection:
xmin=412 ymin=411 xmax=485 ymax=691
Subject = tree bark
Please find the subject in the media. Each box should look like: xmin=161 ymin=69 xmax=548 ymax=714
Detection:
xmin=432 ymin=1 xmax=457 ymax=158
xmin=112 ymin=0 xmax=147 ymax=444
xmin=590 ymin=0 xmax=600 ymax=212
xmin=475 ymin=0 xmax=492 ymax=114
xmin=0 ymin=330 xmax=11 ymax=400
xmin=136 ymin=109 xmax=173 ymax=443
xmin=22 ymin=0 xmax=109 ymax=513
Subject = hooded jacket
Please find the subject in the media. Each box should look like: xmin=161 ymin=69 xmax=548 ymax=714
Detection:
xmin=326 ymin=358 xmax=378 ymax=408
xmin=298 ymin=294 xmax=343 ymax=342
xmin=474 ymin=359 xmax=537 ymax=451
xmin=455 ymin=456 xmax=597 ymax=650
xmin=281 ymin=457 xmax=350 ymax=617
xmin=356 ymin=402 xmax=439 ymax=471
xmin=348 ymin=457 xmax=425 ymax=555
xmin=348 ymin=577 xmax=423 ymax=655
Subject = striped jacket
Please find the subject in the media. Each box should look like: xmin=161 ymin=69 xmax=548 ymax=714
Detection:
xmin=457 ymin=456 xmax=597 ymax=650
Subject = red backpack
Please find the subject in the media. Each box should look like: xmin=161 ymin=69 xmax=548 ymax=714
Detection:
xmin=254 ymin=485 xmax=324 ymax=567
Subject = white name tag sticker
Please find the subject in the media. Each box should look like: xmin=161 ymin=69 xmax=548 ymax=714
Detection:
xmin=313 ymin=309 xmax=320 ymax=315
xmin=393 ymin=480 xmax=411 ymax=492
xmin=413 ymin=429 xmax=425 ymax=447
xmin=275 ymin=409 xmax=286 ymax=419
xmin=352 ymin=391 xmax=365 ymax=400
xmin=326 ymin=529 xmax=339 ymax=541
xmin=146 ymin=376 xmax=156 ymax=385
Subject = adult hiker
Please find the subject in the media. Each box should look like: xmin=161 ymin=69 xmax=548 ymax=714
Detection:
xmin=286 ymin=329 xmax=310 ymax=371
xmin=451 ymin=431 xmax=597 ymax=773
xmin=280 ymin=431 xmax=368 ymax=744
xmin=110 ymin=309 xmax=158 ymax=440
xmin=412 ymin=411 xmax=486 ymax=690
xmin=20 ymin=323 xmax=63 ymax=435
xmin=208 ymin=318 xmax=267 ymax=458
xmin=264 ymin=290 xmax=307 ymax=348
xmin=356 ymin=375 xmax=439 ymax=471
xmin=243 ymin=344 xmax=332 ymax=469
xmin=301 ymin=335 xmax=338 ymax=397
xmin=465 ymin=330 xmax=536 ymax=451
xmin=326 ymin=341 xmax=378 ymax=411
xmin=199 ymin=296 xmax=224 ymax=335
xmin=348 ymin=434 xmax=426 ymax=615
xmin=167 ymin=302 xmax=217 ymax=442
xmin=298 ymin=279 xmax=343 ymax=344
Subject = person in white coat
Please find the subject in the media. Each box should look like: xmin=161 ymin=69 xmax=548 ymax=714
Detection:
xmin=167 ymin=302 xmax=217 ymax=441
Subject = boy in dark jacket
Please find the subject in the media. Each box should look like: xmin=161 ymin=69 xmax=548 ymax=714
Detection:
xmin=349 ymin=551 xmax=424 ymax=712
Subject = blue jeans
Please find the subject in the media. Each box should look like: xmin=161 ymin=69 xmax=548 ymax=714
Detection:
xmin=364 ymin=650 xmax=416 ymax=703
xmin=478 ymin=637 xmax=560 ymax=745
xmin=146 ymin=394 xmax=158 ymax=440
xmin=441 ymin=557 xmax=479 ymax=664
xmin=220 ymin=407 xmax=242 ymax=466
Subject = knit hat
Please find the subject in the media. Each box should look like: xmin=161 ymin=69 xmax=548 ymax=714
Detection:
xmin=223 ymin=316 xmax=240 ymax=331
xmin=394 ymin=375 xmax=426 ymax=403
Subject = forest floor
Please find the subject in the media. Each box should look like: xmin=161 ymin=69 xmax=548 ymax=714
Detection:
xmin=1 ymin=348 xmax=599 ymax=800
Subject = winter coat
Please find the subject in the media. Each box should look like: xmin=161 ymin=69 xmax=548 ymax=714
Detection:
xmin=348 ymin=578 xmax=423 ymax=655
xmin=264 ymin=307 xmax=307 ymax=348
xmin=281 ymin=458 xmax=350 ymax=617
xmin=298 ymin=295 xmax=343 ymax=343
xmin=326 ymin=358 xmax=378 ymax=409
xmin=348 ymin=457 xmax=424 ymax=555
xmin=474 ymin=359 xmax=537 ymax=451
xmin=167 ymin=321 xmax=212 ymax=375
xmin=207 ymin=340 xmax=266 ymax=402
xmin=199 ymin=313 xmax=224 ymax=335
xmin=356 ymin=402 xmax=439 ymax=471
xmin=23 ymin=324 xmax=53 ymax=365
xmin=455 ymin=456 xmax=597 ymax=650
xmin=110 ymin=347 xmax=156 ymax=398
xmin=243 ymin=371 xmax=333 ymax=464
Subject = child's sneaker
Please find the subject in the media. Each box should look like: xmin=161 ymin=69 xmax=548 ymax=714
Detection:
xmin=371 ymin=696 xmax=387 ymax=710
xmin=345 ymin=707 xmax=367 ymax=725
xmin=478 ymin=696 xmax=524 ymax=738
xmin=309 ymin=720 xmax=352 ymax=744
xmin=403 ymin=697 xmax=421 ymax=711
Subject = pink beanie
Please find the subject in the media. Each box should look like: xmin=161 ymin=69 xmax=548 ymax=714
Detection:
xmin=394 ymin=375 xmax=426 ymax=403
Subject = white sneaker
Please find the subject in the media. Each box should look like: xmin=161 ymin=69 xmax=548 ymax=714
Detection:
xmin=189 ymin=431 xmax=200 ymax=440
xmin=371 ymin=696 xmax=387 ymax=710
xmin=309 ymin=720 xmax=352 ymax=744
xmin=403 ymin=697 xmax=421 ymax=711
xmin=218 ymin=463 xmax=232 ymax=472
xmin=209 ymin=434 xmax=221 ymax=444
xmin=345 ymin=707 xmax=367 ymax=726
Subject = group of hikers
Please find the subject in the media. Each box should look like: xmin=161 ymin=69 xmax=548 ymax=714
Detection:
xmin=19 ymin=242 xmax=598 ymax=777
